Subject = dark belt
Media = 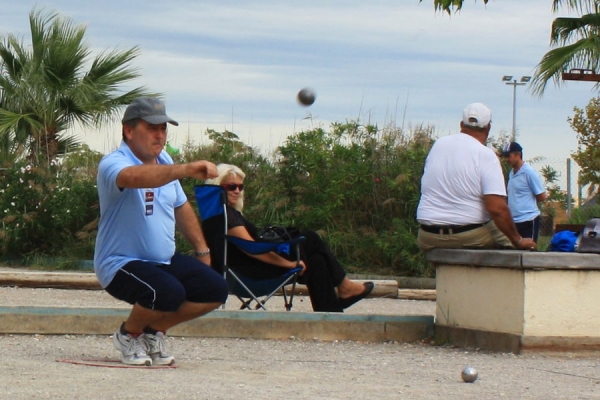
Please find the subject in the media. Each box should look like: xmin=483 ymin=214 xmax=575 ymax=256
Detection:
xmin=420 ymin=223 xmax=486 ymax=235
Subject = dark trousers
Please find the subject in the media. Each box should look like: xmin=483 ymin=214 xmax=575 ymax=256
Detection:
xmin=231 ymin=230 xmax=346 ymax=312
xmin=106 ymin=253 xmax=228 ymax=312
xmin=298 ymin=230 xmax=346 ymax=312
xmin=515 ymin=216 xmax=541 ymax=242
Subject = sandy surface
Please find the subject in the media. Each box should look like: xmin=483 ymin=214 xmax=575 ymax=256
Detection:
xmin=2 ymin=287 xmax=600 ymax=399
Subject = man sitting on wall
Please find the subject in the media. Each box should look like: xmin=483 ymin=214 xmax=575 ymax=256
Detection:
xmin=416 ymin=102 xmax=536 ymax=252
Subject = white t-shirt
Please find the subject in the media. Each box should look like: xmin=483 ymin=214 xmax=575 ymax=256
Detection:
xmin=417 ymin=133 xmax=507 ymax=225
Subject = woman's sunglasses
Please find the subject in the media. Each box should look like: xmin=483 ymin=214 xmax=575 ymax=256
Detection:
xmin=221 ymin=183 xmax=244 ymax=192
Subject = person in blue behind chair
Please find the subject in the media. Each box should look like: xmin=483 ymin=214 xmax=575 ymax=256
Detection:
xmin=205 ymin=163 xmax=373 ymax=313
xmin=94 ymin=97 xmax=228 ymax=366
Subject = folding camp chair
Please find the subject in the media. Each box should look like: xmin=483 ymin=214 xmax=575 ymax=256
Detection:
xmin=194 ymin=184 xmax=304 ymax=311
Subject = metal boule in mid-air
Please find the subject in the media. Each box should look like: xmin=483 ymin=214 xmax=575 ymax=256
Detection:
xmin=297 ymin=87 xmax=316 ymax=106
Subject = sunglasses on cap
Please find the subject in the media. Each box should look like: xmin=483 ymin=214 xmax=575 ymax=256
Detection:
xmin=221 ymin=183 xmax=244 ymax=192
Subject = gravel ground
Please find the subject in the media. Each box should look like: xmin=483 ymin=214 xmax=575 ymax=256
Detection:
xmin=2 ymin=287 xmax=600 ymax=399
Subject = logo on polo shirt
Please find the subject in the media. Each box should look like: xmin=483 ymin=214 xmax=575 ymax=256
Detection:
xmin=145 ymin=189 xmax=154 ymax=216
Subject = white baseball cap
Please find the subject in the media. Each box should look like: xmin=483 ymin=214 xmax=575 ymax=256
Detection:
xmin=462 ymin=103 xmax=492 ymax=128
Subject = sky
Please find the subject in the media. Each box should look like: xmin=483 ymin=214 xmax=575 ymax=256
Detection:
xmin=1 ymin=0 xmax=596 ymax=193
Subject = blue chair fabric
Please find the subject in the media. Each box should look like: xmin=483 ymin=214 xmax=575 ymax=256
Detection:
xmin=194 ymin=184 xmax=303 ymax=311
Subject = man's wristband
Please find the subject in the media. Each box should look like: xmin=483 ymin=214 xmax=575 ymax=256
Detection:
xmin=516 ymin=237 xmax=523 ymax=247
xmin=195 ymin=249 xmax=210 ymax=257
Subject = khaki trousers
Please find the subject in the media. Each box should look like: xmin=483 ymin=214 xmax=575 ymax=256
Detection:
xmin=417 ymin=220 xmax=513 ymax=252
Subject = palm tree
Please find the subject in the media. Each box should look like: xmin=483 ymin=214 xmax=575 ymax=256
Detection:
xmin=419 ymin=0 xmax=488 ymax=14
xmin=0 ymin=8 xmax=155 ymax=166
xmin=420 ymin=1 xmax=600 ymax=96
xmin=531 ymin=1 xmax=600 ymax=95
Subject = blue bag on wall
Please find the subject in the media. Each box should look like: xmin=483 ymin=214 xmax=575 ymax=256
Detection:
xmin=548 ymin=230 xmax=578 ymax=252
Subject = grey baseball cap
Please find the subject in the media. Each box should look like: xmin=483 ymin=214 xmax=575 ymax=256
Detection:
xmin=122 ymin=97 xmax=179 ymax=126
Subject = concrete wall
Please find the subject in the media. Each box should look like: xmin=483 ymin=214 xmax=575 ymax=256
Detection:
xmin=523 ymin=269 xmax=600 ymax=336
xmin=428 ymin=249 xmax=600 ymax=353
xmin=0 ymin=307 xmax=434 ymax=344
xmin=436 ymin=265 xmax=525 ymax=335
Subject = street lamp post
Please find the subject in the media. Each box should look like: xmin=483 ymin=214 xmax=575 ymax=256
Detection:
xmin=502 ymin=75 xmax=531 ymax=142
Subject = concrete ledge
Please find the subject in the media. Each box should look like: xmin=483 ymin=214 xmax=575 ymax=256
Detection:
xmin=426 ymin=248 xmax=523 ymax=268
xmin=434 ymin=325 xmax=521 ymax=354
xmin=521 ymin=336 xmax=600 ymax=352
xmin=0 ymin=306 xmax=434 ymax=343
xmin=427 ymin=248 xmax=600 ymax=270
xmin=0 ymin=270 xmax=102 ymax=290
xmin=435 ymin=325 xmax=600 ymax=354
xmin=521 ymin=252 xmax=600 ymax=269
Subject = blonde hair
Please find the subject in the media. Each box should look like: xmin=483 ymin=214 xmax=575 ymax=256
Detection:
xmin=205 ymin=163 xmax=246 ymax=211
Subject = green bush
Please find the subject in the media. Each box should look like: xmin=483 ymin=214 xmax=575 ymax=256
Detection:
xmin=570 ymin=204 xmax=600 ymax=224
xmin=0 ymin=124 xmax=435 ymax=277
xmin=0 ymin=159 xmax=99 ymax=260
xmin=260 ymin=122 xmax=435 ymax=276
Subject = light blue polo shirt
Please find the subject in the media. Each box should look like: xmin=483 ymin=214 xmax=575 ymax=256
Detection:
xmin=93 ymin=142 xmax=187 ymax=288
xmin=507 ymin=163 xmax=545 ymax=223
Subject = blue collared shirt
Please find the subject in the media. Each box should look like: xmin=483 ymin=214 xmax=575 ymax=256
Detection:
xmin=93 ymin=142 xmax=187 ymax=288
xmin=507 ymin=163 xmax=545 ymax=223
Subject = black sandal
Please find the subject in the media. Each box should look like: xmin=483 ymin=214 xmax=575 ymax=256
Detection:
xmin=338 ymin=282 xmax=375 ymax=309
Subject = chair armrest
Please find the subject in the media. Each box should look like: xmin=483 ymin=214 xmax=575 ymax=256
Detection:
xmin=289 ymin=266 xmax=303 ymax=275
xmin=226 ymin=235 xmax=305 ymax=255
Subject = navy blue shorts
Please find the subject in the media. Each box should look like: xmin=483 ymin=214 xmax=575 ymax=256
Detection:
xmin=105 ymin=252 xmax=228 ymax=312
xmin=515 ymin=215 xmax=541 ymax=242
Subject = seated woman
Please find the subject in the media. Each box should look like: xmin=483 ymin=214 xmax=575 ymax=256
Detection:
xmin=205 ymin=163 xmax=374 ymax=313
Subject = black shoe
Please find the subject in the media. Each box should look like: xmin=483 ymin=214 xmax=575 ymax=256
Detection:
xmin=338 ymin=282 xmax=375 ymax=309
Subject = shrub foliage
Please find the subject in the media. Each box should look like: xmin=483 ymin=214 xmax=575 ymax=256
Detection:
xmin=0 ymin=123 xmax=435 ymax=277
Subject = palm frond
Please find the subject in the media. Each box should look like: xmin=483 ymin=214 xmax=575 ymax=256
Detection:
xmin=552 ymin=0 xmax=600 ymax=14
xmin=551 ymin=14 xmax=600 ymax=44
xmin=531 ymin=36 xmax=600 ymax=96
xmin=0 ymin=6 xmax=156 ymax=166
xmin=418 ymin=0 xmax=489 ymax=15
xmin=55 ymin=134 xmax=81 ymax=155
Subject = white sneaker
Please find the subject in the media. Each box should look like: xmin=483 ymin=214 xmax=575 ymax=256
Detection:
xmin=142 ymin=332 xmax=175 ymax=366
xmin=112 ymin=328 xmax=152 ymax=366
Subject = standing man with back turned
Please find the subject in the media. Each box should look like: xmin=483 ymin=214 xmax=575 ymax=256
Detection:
xmin=94 ymin=97 xmax=228 ymax=366
xmin=502 ymin=142 xmax=548 ymax=242
xmin=416 ymin=102 xmax=537 ymax=252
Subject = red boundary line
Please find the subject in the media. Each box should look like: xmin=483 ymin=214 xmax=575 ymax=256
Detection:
xmin=56 ymin=358 xmax=177 ymax=369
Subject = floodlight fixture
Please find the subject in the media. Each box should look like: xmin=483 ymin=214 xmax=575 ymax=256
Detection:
xmin=503 ymin=75 xmax=531 ymax=141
